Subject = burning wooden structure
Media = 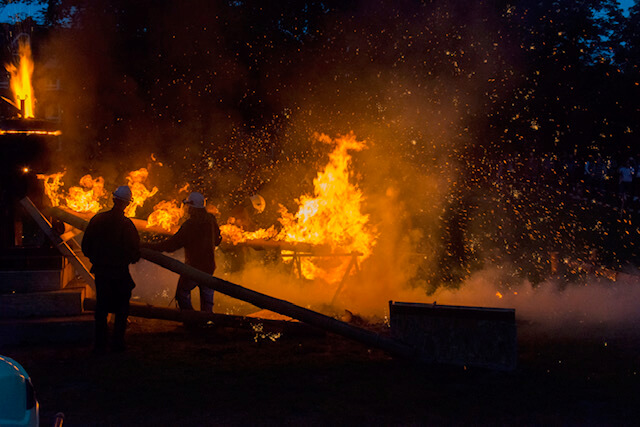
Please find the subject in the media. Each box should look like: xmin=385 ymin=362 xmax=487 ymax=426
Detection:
xmin=0 ymin=40 xmax=66 ymax=292
xmin=0 ymin=39 xmax=94 ymax=346
xmin=0 ymin=36 xmax=62 ymax=251
xmin=43 ymin=204 xmax=419 ymax=360
xmin=0 ymin=55 xmax=65 ymax=290
xmin=0 ymin=39 xmax=518 ymax=367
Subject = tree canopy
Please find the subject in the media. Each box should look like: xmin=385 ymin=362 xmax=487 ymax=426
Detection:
xmin=2 ymin=0 xmax=639 ymax=180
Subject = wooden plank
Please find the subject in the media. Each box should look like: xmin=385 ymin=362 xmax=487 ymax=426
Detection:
xmin=60 ymin=227 xmax=82 ymax=243
xmin=0 ymin=270 xmax=62 ymax=293
xmin=47 ymin=206 xmax=330 ymax=253
xmin=140 ymin=248 xmax=418 ymax=360
xmin=0 ymin=288 xmax=84 ymax=318
xmin=83 ymin=298 xmax=320 ymax=335
xmin=20 ymin=198 xmax=95 ymax=291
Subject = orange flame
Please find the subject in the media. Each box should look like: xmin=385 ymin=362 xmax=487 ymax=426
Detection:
xmin=64 ymin=175 xmax=106 ymax=214
xmin=38 ymin=172 xmax=106 ymax=213
xmin=220 ymin=132 xmax=377 ymax=282
xmin=0 ymin=130 xmax=61 ymax=136
xmin=37 ymin=132 xmax=375 ymax=284
xmin=220 ymin=220 xmax=278 ymax=245
xmin=37 ymin=172 xmax=65 ymax=207
xmin=146 ymin=200 xmax=184 ymax=231
xmin=39 ymin=168 xmax=158 ymax=218
xmin=5 ymin=40 xmax=35 ymax=118
xmin=276 ymin=132 xmax=376 ymax=280
xmin=124 ymin=168 xmax=158 ymax=217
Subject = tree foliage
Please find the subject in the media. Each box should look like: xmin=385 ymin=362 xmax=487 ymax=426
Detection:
xmin=1 ymin=1 xmax=637 ymax=185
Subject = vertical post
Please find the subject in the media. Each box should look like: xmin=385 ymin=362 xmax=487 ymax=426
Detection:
xmin=295 ymin=251 xmax=302 ymax=279
xmin=331 ymin=252 xmax=359 ymax=305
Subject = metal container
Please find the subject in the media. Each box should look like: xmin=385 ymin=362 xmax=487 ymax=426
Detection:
xmin=389 ymin=301 xmax=517 ymax=371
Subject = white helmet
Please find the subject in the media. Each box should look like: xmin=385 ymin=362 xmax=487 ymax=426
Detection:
xmin=113 ymin=185 xmax=133 ymax=203
xmin=183 ymin=192 xmax=205 ymax=209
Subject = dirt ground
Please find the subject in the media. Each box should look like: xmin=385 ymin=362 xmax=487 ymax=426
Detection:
xmin=4 ymin=316 xmax=640 ymax=426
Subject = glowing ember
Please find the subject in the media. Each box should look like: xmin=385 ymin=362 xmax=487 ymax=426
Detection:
xmin=146 ymin=200 xmax=184 ymax=231
xmin=64 ymin=175 xmax=106 ymax=214
xmin=4 ymin=40 xmax=35 ymax=118
xmin=0 ymin=130 xmax=62 ymax=136
xmin=124 ymin=168 xmax=158 ymax=217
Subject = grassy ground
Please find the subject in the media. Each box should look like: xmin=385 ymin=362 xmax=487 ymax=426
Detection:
xmin=5 ymin=316 xmax=639 ymax=426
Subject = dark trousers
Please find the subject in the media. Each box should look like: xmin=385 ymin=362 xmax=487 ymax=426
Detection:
xmin=94 ymin=274 xmax=133 ymax=349
xmin=176 ymin=275 xmax=214 ymax=312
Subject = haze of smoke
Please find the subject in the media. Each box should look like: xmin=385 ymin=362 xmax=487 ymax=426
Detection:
xmin=130 ymin=247 xmax=343 ymax=315
xmin=428 ymin=266 xmax=640 ymax=330
xmin=130 ymin=254 xmax=181 ymax=307
xmin=221 ymin=258 xmax=339 ymax=313
xmin=334 ymin=170 xmax=448 ymax=316
xmin=40 ymin=2 xmax=633 ymax=332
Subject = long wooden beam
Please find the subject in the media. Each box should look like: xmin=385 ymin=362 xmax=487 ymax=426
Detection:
xmin=83 ymin=298 xmax=320 ymax=335
xmin=47 ymin=206 xmax=419 ymax=361
xmin=140 ymin=247 xmax=418 ymax=359
xmin=46 ymin=206 xmax=330 ymax=253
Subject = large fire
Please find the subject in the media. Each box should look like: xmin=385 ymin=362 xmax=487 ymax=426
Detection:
xmin=221 ymin=132 xmax=377 ymax=281
xmin=38 ymin=172 xmax=107 ymax=214
xmin=38 ymin=133 xmax=376 ymax=283
xmin=276 ymin=133 xmax=377 ymax=281
xmin=4 ymin=40 xmax=35 ymax=118
xmin=39 ymin=168 xmax=159 ymax=218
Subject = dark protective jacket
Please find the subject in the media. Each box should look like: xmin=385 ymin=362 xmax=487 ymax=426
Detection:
xmin=81 ymin=207 xmax=141 ymax=279
xmin=146 ymin=209 xmax=222 ymax=274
